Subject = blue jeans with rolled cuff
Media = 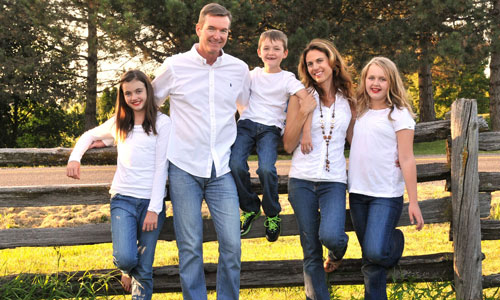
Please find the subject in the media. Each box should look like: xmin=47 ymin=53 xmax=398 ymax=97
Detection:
xmin=110 ymin=193 xmax=166 ymax=300
xmin=168 ymin=162 xmax=241 ymax=300
xmin=349 ymin=193 xmax=405 ymax=300
xmin=229 ymin=119 xmax=281 ymax=217
xmin=288 ymin=178 xmax=349 ymax=300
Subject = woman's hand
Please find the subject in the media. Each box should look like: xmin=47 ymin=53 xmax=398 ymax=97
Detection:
xmin=66 ymin=161 xmax=81 ymax=179
xmin=408 ymin=202 xmax=424 ymax=230
xmin=142 ymin=211 xmax=159 ymax=231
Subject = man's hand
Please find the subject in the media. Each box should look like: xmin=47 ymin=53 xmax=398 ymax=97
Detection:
xmin=66 ymin=161 xmax=81 ymax=179
xmin=142 ymin=211 xmax=159 ymax=232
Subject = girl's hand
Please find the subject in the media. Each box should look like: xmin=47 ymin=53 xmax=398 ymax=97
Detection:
xmin=142 ymin=211 xmax=158 ymax=232
xmin=409 ymin=202 xmax=424 ymax=230
xmin=88 ymin=140 xmax=107 ymax=149
xmin=301 ymin=133 xmax=313 ymax=154
xmin=66 ymin=161 xmax=81 ymax=179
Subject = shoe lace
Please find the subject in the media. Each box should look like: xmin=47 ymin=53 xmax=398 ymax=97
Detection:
xmin=264 ymin=215 xmax=281 ymax=231
xmin=241 ymin=211 xmax=256 ymax=223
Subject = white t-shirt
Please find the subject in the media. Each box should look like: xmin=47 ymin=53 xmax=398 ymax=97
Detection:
xmin=68 ymin=113 xmax=171 ymax=214
xmin=348 ymin=107 xmax=415 ymax=197
xmin=153 ymin=45 xmax=251 ymax=178
xmin=239 ymin=67 xmax=305 ymax=131
xmin=289 ymin=91 xmax=351 ymax=183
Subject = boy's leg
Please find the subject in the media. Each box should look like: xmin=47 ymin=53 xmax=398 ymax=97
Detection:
xmin=204 ymin=165 xmax=241 ymax=300
xmin=168 ymin=163 xmax=207 ymax=300
xmin=229 ymin=119 xmax=260 ymax=213
xmin=255 ymin=124 xmax=281 ymax=217
xmin=255 ymin=124 xmax=281 ymax=241
xmin=130 ymin=202 xmax=167 ymax=300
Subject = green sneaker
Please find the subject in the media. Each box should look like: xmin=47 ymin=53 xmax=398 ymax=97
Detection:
xmin=264 ymin=215 xmax=281 ymax=242
xmin=240 ymin=210 xmax=261 ymax=236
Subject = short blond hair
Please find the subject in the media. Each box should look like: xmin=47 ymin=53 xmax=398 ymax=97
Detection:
xmin=258 ymin=29 xmax=288 ymax=51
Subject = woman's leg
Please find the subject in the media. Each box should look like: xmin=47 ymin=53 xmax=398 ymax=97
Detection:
xmin=288 ymin=178 xmax=330 ymax=300
xmin=318 ymin=182 xmax=348 ymax=262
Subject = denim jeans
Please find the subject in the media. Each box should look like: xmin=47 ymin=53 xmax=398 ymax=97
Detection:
xmin=110 ymin=194 xmax=166 ymax=300
xmin=168 ymin=163 xmax=241 ymax=300
xmin=288 ymin=178 xmax=349 ymax=300
xmin=229 ymin=119 xmax=281 ymax=216
xmin=349 ymin=193 xmax=405 ymax=300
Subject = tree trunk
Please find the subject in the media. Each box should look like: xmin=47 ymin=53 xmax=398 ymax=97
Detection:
xmin=489 ymin=0 xmax=500 ymax=131
xmin=84 ymin=0 xmax=98 ymax=130
xmin=418 ymin=60 xmax=436 ymax=122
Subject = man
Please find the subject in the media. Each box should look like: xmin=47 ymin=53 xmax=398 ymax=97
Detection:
xmin=152 ymin=3 xmax=250 ymax=300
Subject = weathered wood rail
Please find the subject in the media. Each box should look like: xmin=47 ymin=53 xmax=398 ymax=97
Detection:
xmin=1 ymin=99 xmax=500 ymax=298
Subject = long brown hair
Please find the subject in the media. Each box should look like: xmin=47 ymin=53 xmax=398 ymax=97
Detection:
xmin=297 ymin=39 xmax=354 ymax=105
xmin=115 ymin=70 xmax=158 ymax=142
xmin=356 ymin=57 xmax=414 ymax=119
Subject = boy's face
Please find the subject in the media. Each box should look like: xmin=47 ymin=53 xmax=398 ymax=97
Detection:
xmin=257 ymin=38 xmax=288 ymax=71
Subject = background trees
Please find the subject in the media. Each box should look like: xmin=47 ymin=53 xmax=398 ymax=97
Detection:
xmin=1 ymin=0 xmax=498 ymax=148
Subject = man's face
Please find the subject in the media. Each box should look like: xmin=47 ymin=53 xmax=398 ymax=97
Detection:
xmin=196 ymin=15 xmax=230 ymax=58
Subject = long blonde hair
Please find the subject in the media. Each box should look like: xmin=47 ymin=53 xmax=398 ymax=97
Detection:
xmin=297 ymin=39 xmax=354 ymax=105
xmin=356 ymin=57 xmax=414 ymax=119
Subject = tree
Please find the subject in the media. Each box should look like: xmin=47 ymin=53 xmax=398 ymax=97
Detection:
xmin=0 ymin=0 xmax=82 ymax=147
xmin=489 ymin=0 xmax=500 ymax=130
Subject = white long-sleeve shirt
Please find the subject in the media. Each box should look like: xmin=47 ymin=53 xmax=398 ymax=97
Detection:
xmin=153 ymin=44 xmax=251 ymax=178
xmin=68 ymin=113 xmax=171 ymax=214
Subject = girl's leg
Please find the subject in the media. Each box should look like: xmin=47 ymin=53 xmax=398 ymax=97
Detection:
xmin=350 ymin=194 xmax=404 ymax=300
xmin=318 ymin=182 xmax=348 ymax=264
xmin=130 ymin=202 xmax=166 ymax=300
xmin=288 ymin=178 xmax=330 ymax=300
xmin=110 ymin=194 xmax=139 ymax=289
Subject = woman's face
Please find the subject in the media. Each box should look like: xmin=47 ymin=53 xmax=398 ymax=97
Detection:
xmin=305 ymin=49 xmax=333 ymax=87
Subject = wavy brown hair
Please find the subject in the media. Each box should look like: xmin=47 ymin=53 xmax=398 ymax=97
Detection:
xmin=356 ymin=57 xmax=414 ymax=119
xmin=297 ymin=39 xmax=354 ymax=105
xmin=115 ymin=70 xmax=158 ymax=143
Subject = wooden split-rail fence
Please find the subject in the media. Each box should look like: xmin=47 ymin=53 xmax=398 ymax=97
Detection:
xmin=1 ymin=98 xmax=500 ymax=298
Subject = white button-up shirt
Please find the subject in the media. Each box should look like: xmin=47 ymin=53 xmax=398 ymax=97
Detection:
xmin=153 ymin=44 xmax=250 ymax=178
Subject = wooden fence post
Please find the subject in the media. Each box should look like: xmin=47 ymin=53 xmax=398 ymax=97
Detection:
xmin=450 ymin=98 xmax=482 ymax=299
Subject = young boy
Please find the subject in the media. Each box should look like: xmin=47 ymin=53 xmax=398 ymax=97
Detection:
xmin=229 ymin=29 xmax=314 ymax=242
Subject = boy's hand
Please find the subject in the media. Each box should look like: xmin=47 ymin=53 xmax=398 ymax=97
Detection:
xmin=409 ymin=202 xmax=424 ymax=231
xmin=66 ymin=161 xmax=81 ymax=179
xmin=298 ymin=93 xmax=317 ymax=115
xmin=142 ymin=211 xmax=158 ymax=231
xmin=301 ymin=133 xmax=313 ymax=154
xmin=89 ymin=140 xmax=107 ymax=149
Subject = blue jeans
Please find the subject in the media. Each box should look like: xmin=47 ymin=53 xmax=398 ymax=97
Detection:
xmin=229 ymin=119 xmax=281 ymax=216
xmin=168 ymin=163 xmax=241 ymax=300
xmin=288 ymin=178 xmax=349 ymax=300
xmin=110 ymin=194 xmax=166 ymax=300
xmin=349 ymin=193 xmax=405 ymax=300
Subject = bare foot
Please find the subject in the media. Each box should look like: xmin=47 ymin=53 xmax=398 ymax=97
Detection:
xmin=121 ymin=274 xmax=132 ymax=292
xmin=323 ymin=256 xmax=342 ymax=273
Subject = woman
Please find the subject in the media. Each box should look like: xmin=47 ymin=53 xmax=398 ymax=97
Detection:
xmin=283 ymin=39 xmax=355 ymax=300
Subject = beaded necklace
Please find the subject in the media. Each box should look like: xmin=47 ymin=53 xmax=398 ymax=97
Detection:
xmin=319 ymin=98 xmax=336 ymax=172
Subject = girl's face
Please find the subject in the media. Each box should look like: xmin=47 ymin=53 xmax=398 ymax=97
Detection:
xmin=305 ymin=49 xmax=333 ymax=87
xmin=122 ymin=79 xmax=147 ymax=112
xmin=365 ymin=64 xmax=389 ymax=107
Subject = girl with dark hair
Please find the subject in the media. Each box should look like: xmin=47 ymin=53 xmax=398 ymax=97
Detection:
xmin=67 ymin=70 xmax=171 ymax=300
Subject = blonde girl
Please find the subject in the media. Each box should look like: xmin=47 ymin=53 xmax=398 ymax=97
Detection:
xmin=348 ymin=57 xmax=424 ymax=299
